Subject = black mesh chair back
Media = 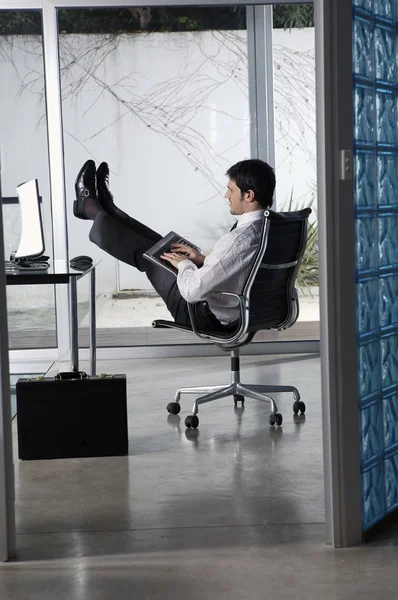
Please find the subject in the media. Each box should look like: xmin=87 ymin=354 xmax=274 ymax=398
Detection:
xmin=244 ymin=208 xmax=312 ymax=334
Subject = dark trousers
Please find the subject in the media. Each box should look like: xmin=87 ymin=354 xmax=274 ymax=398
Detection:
xmin=89 ymin=209 xmax=223 ymax=330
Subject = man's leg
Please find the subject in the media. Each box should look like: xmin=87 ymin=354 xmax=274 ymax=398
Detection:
xmin=89 ymin=210 xmax=190 ymax=325
xmin=75 ymin=159 xmax=161 ymax=241
xmin=75 ymin=161 xmax=223 ymax=330
xmin=95 ymin=162 xmax=163 ymax=239
xmin=75 ymin=161 xmax=190 ymax=324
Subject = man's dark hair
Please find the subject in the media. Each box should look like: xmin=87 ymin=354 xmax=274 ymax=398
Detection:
xmin=226 ymin=159 xmax=276 ymax=208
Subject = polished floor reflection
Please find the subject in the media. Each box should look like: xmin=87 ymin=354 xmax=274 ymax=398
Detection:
xmin=2 ymin=354 xmax=397 ymax=599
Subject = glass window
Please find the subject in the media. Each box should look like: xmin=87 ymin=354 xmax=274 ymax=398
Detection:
xmin=272 ymin=4 xmax=319 ymax=328
xmin=59 ymin=6 xmax=250 ymax=347
xmin=0 ymin=10 xmax=56 ymax=350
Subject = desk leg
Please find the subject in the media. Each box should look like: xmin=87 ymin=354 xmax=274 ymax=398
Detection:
xmin=70 ymin=278 xmax=79 ymax=372
xmin=89 ymin=267 xmax=97 ymax=376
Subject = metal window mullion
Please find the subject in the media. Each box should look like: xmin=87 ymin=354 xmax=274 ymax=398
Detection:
xmin=0 ymin=1 xmax=310 ymax=11
xmin=42 ymin=0 xmax=71 ymax=366
xmin=247 ymin=5 xmax=276 ymax=171
xmin=41 ymin=0 xmax=308 ymax=7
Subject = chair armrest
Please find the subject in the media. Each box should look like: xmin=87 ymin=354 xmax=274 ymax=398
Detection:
xmin=153 ymin=292 xmax=250 ymax=346
xmin=187 ymin=291 xmax=249 ymax=345
xmin=152 ymin=319 xmax=193 ymax=333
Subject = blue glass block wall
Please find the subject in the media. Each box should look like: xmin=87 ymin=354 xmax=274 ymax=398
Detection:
xmin=353 ymin=0 xmax=398 ymax=530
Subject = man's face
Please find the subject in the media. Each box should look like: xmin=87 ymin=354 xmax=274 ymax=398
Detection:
xmin=224 ymin=179 xmax=246 ymax=215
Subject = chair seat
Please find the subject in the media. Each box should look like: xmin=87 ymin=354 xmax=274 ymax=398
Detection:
xmin=152 ymin=319 xmax=240 ymax=339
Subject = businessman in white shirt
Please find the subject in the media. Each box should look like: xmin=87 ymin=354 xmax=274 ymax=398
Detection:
xmin=74 ymin=159 xmax=276 ymax=331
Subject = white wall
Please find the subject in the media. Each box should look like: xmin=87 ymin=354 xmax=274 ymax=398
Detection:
xmin=0 ymin=28 xmax=315 ymax=303
xmin=273 ymin=29 xmax=316 ymax=209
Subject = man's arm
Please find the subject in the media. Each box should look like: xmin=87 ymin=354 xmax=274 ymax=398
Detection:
xmin=162 ymin=223 xmax=260 ymax=304
xmin=173 ymin=233 xmax=248 ymax=304
xmin=173 ymin=223 xmax=262 ymax=304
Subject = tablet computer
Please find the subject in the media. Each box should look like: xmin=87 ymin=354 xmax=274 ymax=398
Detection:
xmin=143 ymin=231 xmax=201 ymax=276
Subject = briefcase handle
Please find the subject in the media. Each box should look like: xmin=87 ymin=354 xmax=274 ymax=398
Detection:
xmin=55 ymin=371 xmax=88 ymax=380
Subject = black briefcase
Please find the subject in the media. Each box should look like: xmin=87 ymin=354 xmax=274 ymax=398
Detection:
xmin=16 ymin=372 xmax=128 ymax=460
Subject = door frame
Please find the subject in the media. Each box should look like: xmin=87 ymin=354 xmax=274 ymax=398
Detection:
xmin=1 ymin=0 xmax=361 ymax=560
xmin=315 ymin=0 xmax=362 ymax=546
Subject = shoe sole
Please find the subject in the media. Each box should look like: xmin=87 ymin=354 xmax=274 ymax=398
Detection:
xmin=74 ymin=158 xmax=96 ymax=220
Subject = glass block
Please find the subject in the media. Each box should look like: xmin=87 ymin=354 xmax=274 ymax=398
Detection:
xmin=377 ymin=153 xmax=398 ymax=206
xmin=381 ymin=334 xmax=398 ymax=389
xmin=376 ymin=91 xmax=397 ymax=144
xmin=383 ymin=393 xmax=398 ymax=449
xmin=354 ymin=86 xmax=376 ymax=144
xmin=357 ymin=279 xmax=379 ymax=334
xmin=384 ymin=453 xmax=398 ymax=511
xmin=356 ymin=217 xmax=378 ymax=272
xmin=355 ymin=151 xmax=377 ymax=207
xmin=362 ymin=462 xmax=385 ymax=528
xmin=379 ymin=215 xmax=398 ymax=269
xmin=375 ymin=27 xmax=396 ymax=83
xmin=360 ymin=401 xmax=382 ymax=462
xmin=358 ymin=340 xmax=380 ymax=399
xmin=354 ymin=0 xmax=373 ymax=12
xmin=379 ymin=275 xmax=398 ymax=328
xmin=374 ymin=0 xmax=394 ymax=21
xmin=354 ymin=19 xmax=375 ymax=78
xmin=355 ymin=0 xmax=398 ymax=535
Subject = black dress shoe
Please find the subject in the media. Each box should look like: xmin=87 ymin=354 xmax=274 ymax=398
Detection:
xmin=97 ymin=162 xmax=131 ymax=224
xmin=74 ymin=159 xmax=97 ymax=220
xmin=96 ymin=161 xmax=113 ymax=210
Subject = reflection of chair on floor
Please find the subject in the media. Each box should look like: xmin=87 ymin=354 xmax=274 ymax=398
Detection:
xmin=153 ymin=208 xmax=311 ymax=429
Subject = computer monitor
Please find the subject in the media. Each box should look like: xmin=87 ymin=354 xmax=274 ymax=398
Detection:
xmin=14 ymin=179 xmax=45 ymax=259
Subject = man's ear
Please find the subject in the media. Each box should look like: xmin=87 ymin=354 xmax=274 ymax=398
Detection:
xmin=246 ymin=189 xmax=255 ymax=203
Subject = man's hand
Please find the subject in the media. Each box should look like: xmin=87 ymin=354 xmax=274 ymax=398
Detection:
xmin=161 ymin=251 xmax=191 ymax=270
xmin=169 ymin=243 xmax=205 ymax=267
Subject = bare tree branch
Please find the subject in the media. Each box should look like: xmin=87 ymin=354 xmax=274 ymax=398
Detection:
xmin=0 ymin=31 xmax=316 ymax=199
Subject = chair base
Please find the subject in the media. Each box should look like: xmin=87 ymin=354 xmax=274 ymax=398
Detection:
xmin=174 ymin=381 xmax=300 ymax=418
xmin=167 ymin=349 xmax=303 ymax=429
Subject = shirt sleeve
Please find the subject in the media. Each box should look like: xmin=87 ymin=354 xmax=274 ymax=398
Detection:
xmin=176 ymin=232 xmax=245 ymax=303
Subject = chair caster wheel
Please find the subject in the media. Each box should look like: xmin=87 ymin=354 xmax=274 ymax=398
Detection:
xmin=293 ymin=400 xmax=306 ymax=414
xmin=185 ymin=415 xmax=199 ymax=429
xmin=167 ymin=402 xmax=181 ymax=415
xmin=233 ymin=394 xmax=245 ymax=407
xmin=269 ymin=412 xmax=283 ymax=427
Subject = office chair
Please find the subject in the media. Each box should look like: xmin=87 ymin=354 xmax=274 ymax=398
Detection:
xmin=152 ymin=208 xmax=312 ymax=429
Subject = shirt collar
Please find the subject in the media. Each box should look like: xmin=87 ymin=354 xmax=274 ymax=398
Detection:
xmin=236 ymin=209 xmax=266 ymax=229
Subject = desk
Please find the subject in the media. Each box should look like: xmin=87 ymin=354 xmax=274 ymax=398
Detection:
xmin=6 ymin=260 xmax=97 ymax=375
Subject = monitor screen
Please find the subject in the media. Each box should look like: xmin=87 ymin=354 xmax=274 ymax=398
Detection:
xmin=14 ymin=179 xmax=45 ymax=259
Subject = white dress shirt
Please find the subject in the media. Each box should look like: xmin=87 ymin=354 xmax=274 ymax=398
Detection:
xmin=177 ymin=209 xmax=265 ymax=324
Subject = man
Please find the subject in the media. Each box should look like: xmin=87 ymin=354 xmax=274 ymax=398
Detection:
xmin=74 ymin=158 xmax=276 ymax=331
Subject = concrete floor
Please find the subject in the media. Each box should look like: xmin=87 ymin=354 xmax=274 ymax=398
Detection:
xmin=2 ymin=353 xmax=398 ymax=599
